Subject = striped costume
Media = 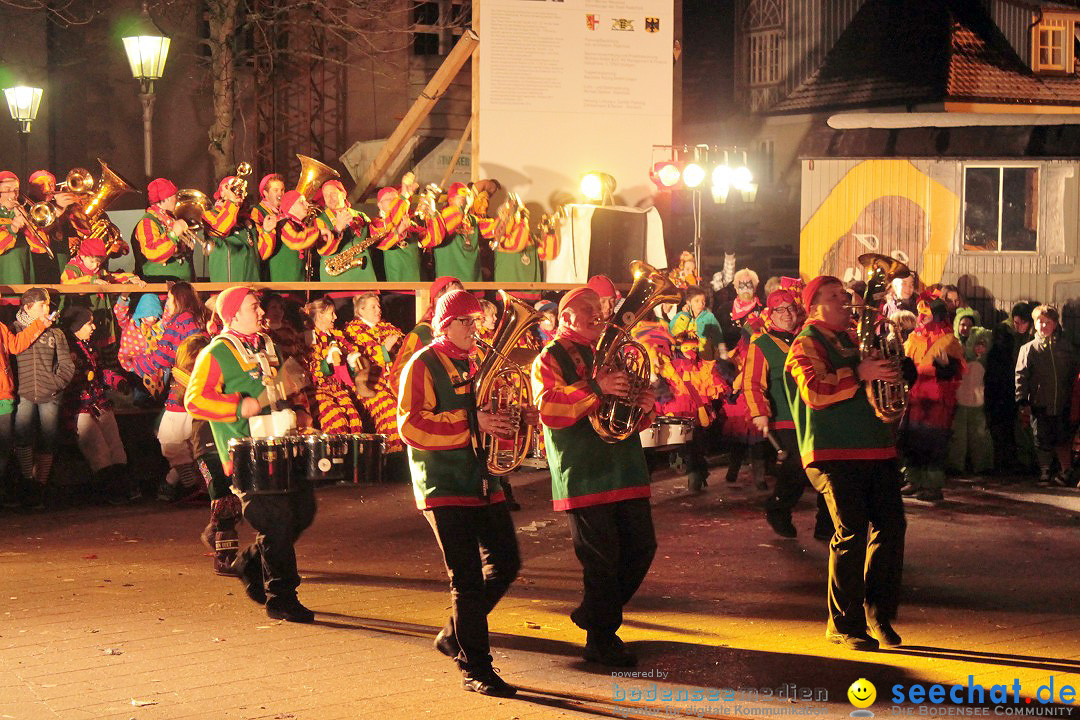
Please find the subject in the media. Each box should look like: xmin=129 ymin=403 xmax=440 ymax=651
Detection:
xmin=430 ymin=205 xmax=497 ymax=282
xmin=389 ymin=321 xmax=433 ymax=395
xmin=306 ymin=328 xmax=365 ymax=434
xmin=370 ymin=195 xmax=436 ymax=282
xmin=0 ymin=205 xmax=41 ymax=283
xmin=134 ymin=204 xmax=192 ymax=281
xmin=316 ymin=207 xmax=376 ymax=282
xmin=492 ymin=213 xmax=538 ymax=282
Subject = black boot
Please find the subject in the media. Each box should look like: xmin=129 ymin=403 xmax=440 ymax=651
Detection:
xmin=499 ymin=477 xmax=521 ymax=511
xmin=212 ymin=517 xmax=239 ymax=576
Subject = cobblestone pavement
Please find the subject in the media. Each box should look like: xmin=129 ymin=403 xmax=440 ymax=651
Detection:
xmin=2 ymin=465 xmax=1079 ymax=719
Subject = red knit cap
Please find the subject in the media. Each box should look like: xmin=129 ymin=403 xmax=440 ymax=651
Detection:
xmin=258 ymin=173 xmax=283 ymax=198
xmin=377 ymin=187 xmax=398 ymax=204
xmin=147 ymin=178 xmax=178 ymax=205
xmin=766 ymin=289 xmax=797 ymax=310
xmin=0 ymin=171 xmax=18 ymax=185
xmin=802 ymin=275 xmax=842 ymax=309
xmin=317 ymin=179 xmax=346 ymax=208
xmin=447 ymin=182 xmax=469 ymax=199
xmin=280 ymin=190 xmax=305 ymax=221
xmin=432 ymin=289 xmax=482 ymax=333
xmin=213 ymin=176 xmax=236 ymax=201
xmin=586 ymin=274 xmax=616 ymax=299
xmin=558 ymin=287 xmax=599 ymax=316
xmin=78 ymin=236 xmax=107 ymax=258
xmin=216 ymin=286 xmax=254 ymax=325
xmin=28 ymin=170 xmax=55 ymax=188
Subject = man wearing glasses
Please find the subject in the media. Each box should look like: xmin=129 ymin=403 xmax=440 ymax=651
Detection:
xmin=742 ymin=290 xmax=833 ymax=540
xmin=397 ymin=289 xmax=522 ymax=698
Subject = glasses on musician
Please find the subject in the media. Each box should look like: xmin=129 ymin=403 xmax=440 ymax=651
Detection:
xmin=453 ymin=317 xmax=477 ymax=328
xmin=772 ymin=305 xmax=796 ymax=316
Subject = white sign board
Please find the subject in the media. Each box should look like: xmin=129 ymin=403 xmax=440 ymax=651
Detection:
xmin=476 ymin=0 xmax=674 ymax=211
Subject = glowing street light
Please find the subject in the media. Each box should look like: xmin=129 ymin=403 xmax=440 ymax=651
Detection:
xmin=121 ymin=2 xmax=171 ymax=178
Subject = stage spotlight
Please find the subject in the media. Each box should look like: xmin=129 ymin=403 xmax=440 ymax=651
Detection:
xmin=580 ymin=172 xmax=616 ymax=204
xmin=731 ymin=165 xmax=753 ymax=191
xmin=650 ymin=161 xmax=681 ymax=189
xmin=682 ymin=162 xmax=706 ymax=189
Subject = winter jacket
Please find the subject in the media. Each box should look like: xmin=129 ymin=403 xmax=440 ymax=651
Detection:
xmin=12 ymin=319 xmax=75 ymax=403
xmin=1015 ymin=333 xmax=1076 ymax=416
xmin=0 ymin=318 xmax=46 ymax=404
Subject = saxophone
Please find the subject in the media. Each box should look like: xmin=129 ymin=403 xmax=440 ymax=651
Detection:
xmin=323 ymin=210 xmax=378 ymax=276
xmin=590 ymin=261 xmax=682 ymax=443
xmin=854 ymin=252 xmax=911 ymax=423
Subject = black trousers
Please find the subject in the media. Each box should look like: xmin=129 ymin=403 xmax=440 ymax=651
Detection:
xmin=424 ymin=502 xmax=521 ymax=672
xmin=805 ymin=459 xmax=906 ymax=636
xmin=765 ymin=429 xmax=833 ymax=533
xmin=567 ymin=497 xmax=657 ymax=639
xmin=236 ymin=487 xmax=317 ymax=603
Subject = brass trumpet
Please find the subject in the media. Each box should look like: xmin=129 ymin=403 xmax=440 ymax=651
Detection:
xmin=174 ymin=188 xmax=214 ymax=256
xmin=223 ymin=162 xmax=252 ymax=201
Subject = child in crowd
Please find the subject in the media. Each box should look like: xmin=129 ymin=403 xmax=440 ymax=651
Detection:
xmin=116 ymin=292 xmax=166 ymax=395
xmin=946 ymin=322 xmax=993 ymax=476
xmin=61 ymin=306 xmax=131 ymax=505
xmin=1016 ymin=304 xmax=1076 ymax=485
xmin=0 ymin=295 xmax=49 ymax=508
xmin=12 ymin=288 xmax=74 ymax=509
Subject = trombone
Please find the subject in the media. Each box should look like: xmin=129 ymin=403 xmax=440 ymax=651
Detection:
xmin=15 ymin=197 xmax=54 ymax=259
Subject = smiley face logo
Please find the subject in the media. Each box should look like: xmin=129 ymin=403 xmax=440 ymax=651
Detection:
xmin=847 ymin=678 xmax=876 ymax=708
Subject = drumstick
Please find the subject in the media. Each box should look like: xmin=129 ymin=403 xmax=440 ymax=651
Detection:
xmin=765 ymin=431 xmax=788 ymax=462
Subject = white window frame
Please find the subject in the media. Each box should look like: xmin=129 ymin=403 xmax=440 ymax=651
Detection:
xmin=748 ymin=29 xmax=783 ymax=87
xmin=1031 ymin=13 xmax=1076 ymax=74
xmin=961 ymin=163 xmax=1040 ymax=255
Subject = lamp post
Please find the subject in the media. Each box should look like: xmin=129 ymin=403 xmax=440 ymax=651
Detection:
xmin=4 ymin=86 xmax=42 ymax=180
xmin=121 ymin=1 xmax=170 ymax=179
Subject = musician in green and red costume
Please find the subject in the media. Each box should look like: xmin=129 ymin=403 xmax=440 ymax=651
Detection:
xmin=431 ymin=182 xmax=497 ymax=282
xmin=783 ymin=275 xmax=906 ymax=652
xmin=0 ymin=171 xmax=49 ymax=284
xmin=204 ymin=175 xmax=258 ymax=282
xmin=396 ymin=289 xmax=522 ymax=698
xmin=27 ymin=170 xmax=79 ymax=282
xmin=135 ymin=178 xmax=193 ymax=282
xmin=264 ymin=189 xmax=319 ymax=282
xmin=315 ymin=179 xmax=376 ymax=282
xmin=250 ymin=173 xmax=284 ymax=280
xmin=531 ymin=286 xmax=657 ymax=668
xmin=387 ymin=275 xmax=463 ymax=393
xmin=742 ymin=288 xmax=832 ymax=540
xmin=185 ymin=286 xmax=317 ymax=624
xmin=371 ymin=186 xmax=435 ymax=282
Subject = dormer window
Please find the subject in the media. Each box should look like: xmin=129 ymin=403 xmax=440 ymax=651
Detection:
xmin=1031 ymin=12 xmax=1079 ymax=74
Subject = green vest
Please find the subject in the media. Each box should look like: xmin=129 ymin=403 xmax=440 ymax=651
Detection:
xmin=381 ymin=243 xmax=422 ymax=282
xmin=751 ymin=330 xmax=795 ymax=428
xmin=202 ymin=334 xmax=279 ymax=468
xmin=406 ymin=347 xmax=498 ymax=509
xmin=267 ymin=225 xmax=305 ymax=282
xmin=541 ymin=340 xmax=650 ymax=511
xmin=784 ymin=323 xmax=896 ymax=466
xmin=0 ymin=206 xmax=31 ymax=284
xmin=433 ymin=224 xmax=481 ymax=282
xmin=138 ymin=212 xmax=193 ymax=281
xmin=493 ymin=245 xmax=540 ymax=282
xmin=318 ymin=212 xmax=377 ymax=282
xmin=208 ymin=224 xmax=260 ymax=282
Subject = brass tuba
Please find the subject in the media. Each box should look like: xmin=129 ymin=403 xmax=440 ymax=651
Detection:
xmin=855 ymin=252 xmax=911 ymax=423
xmin=589 ymin=260 xmax=682 ymax=443
xmin=473 ymin=290 xmax=544 ymax=475
xmin=294 ymin=154 xmax=339 ymax=223
xmin=69 ymin=159 xmax=135 ymax=256
xmin=174 ymin=188 xmax=213 ymax=256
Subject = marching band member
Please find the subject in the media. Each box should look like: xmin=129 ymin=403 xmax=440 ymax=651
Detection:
xmin=27 ymin=170 xmax=78 ymax=281
xmin=135 ymin=178 xmax=194 ymax=282
xmin=783 ymin=276 xmax=906 ymax=651
xmin=61 ymin=236 xmax=143 ymax=286
xmin=491 ymin=207 xmax=538 ymax=283
xmin=742 ymin=289 xmax=832 ymax=540
xmin=185 ymin=286 xmax=317 ymax=623
xmin=204 ymin=175 xmax=258 ymax=282
xmin=271 ymin=190 xmax=321 ymax=281
xmin=531 ymin=287 xmax=657 ymax=668
xmin=387 ymin=275 xmax=463 ymax=392
xmin=250 ymin=173 xmax=285 ymax=279
xmin=371 ymin=186 xmax=433 ymax=282
xmin=316 ymin=179 xmax=376 ymax=282
xmin=0 ymin=171 xmax=43 ymax=283
xmin=304 ymin=297 xmax=368 ymax=434
xmin=431 ymin=183 xmax=496 ymax=282
xmin=586 ymin=275 xmax=618 ymax=322
xmin=397 ymin=289 xmax=521 ymax=698
xmin=536 ymin=212 xmax=560 ymax=264
xmin=345 ymin=291 xmax=403 ymax=371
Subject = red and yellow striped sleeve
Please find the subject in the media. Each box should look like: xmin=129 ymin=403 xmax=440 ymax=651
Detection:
xmin=249 ymin=205 xmax=276 ymax=260
xmin=537 ymin=227 xmax=559 ymax=261
xmin=741 ymin=338 xmax=772 ymax=419
xmin=475 ymin=215 xmax=497 ymax=239
xmin=388 ymin=327 xmax=426 ymax=395
xmin=185 ymin=344 xmax=243 ymax=422
xmin=136 ymin=215 xmax=177 ymax=263
xmin=531 ymin=343 xmax=600 ymax=429
xmin=203 ymin=200 xmax=239 ymax=236
xmin=784 ymin=333 xmax=859 ymax=410
xmin=0 ymin=216 xmax=22 ymax=256
xmin=432 ymin=205 xmax=463 ymax=247
xmin=280 ymin=219 xmax=319 ymax=251
xmin=105 ymin=270 xmax=140 ymax=284
xmin=24 ymin=226 xmax=49 ymax=254
xmin=396 ymin=351 xmax=471 ymax=451
xmin=314 ymin=212 xmax=342 ymax=256
xmin=496 ymin=218 xmax=530 ymax=253
xmin=373 ymin=197 xmax=409 ymax=251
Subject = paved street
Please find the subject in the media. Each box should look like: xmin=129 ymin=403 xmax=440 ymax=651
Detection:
xmin=2 ymin=463 xmax=1079 ymax=719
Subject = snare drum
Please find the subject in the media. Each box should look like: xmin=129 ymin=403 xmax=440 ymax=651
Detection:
xmin=229 ymin=436 xmax=308 ymax=494
xmin=300 ymin=433 xmax=355 ymax=483
xmin=639 ymin=417 xmax=694 ymax=449
xmin=350 ymin=434 xmax=386 ymax=484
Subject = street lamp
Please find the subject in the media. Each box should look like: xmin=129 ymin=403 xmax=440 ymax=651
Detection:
xmin=121 ymin=1 xmax=170 ymax=178
xmin=4 ymin=86 xmax=43 ymax=179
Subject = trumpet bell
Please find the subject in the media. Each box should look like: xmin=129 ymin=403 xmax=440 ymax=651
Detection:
xmin=81 ymin=159 xmax=135 ymax=220
xmin=175 ymin=188 xmax=212 ymax=224
xmin=29 ymin=201 xmax=59 ymax=229
xmin=62 ymin=167 xmax=94 ymax=194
